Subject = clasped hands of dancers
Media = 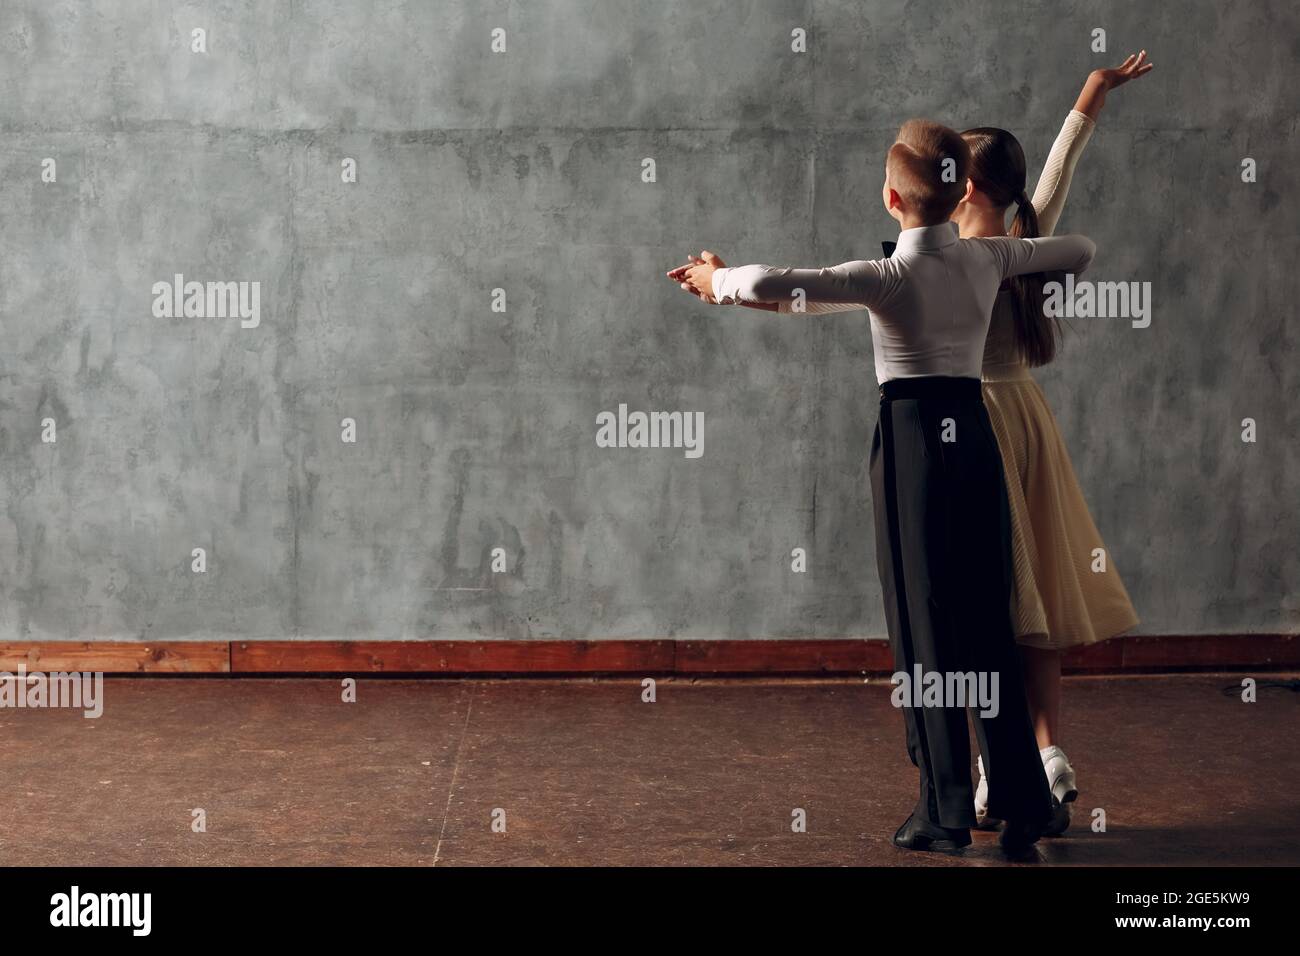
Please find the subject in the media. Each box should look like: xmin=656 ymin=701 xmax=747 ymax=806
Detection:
xmin=667 ymin=54 xmax=1152 ymax=857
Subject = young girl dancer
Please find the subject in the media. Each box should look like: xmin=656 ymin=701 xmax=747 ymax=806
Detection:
xmin=956 ymin=52 xmax=1152 ymax=835
xmin=669 ymin=120 xmax=1097 ymax=855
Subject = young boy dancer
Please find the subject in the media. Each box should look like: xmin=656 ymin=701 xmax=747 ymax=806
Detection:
xmin=667 ymin=120 xmax=1095 ymax=855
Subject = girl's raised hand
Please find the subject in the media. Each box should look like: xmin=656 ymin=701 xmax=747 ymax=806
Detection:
xmin=1075 ymin=51 xmax=1154 ymax=120
xmin=1095 ymin=50 xmax=1154 ymax=91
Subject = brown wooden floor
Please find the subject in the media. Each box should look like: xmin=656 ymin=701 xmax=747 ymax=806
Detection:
xmin=3 ymin=674 xmax=1296 ymax=866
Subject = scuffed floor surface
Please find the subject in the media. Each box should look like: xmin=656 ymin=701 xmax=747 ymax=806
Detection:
xmin=2 ymin=674 xmax=1296 ymax=866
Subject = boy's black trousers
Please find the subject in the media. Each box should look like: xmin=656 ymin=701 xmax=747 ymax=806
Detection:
xmin=870 ymin=375 xmax=1052 ymax=829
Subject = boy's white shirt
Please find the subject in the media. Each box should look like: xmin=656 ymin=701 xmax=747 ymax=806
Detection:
xmin=708 ymin=110 xmax=1097 ymax=384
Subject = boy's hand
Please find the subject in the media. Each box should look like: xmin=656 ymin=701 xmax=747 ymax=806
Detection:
xmin=667 ymin=251 xmax=726 ymax=303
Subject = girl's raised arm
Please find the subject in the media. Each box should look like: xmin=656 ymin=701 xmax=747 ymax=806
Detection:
xmin=1034 ymin=52 xmax=1154 ymax=237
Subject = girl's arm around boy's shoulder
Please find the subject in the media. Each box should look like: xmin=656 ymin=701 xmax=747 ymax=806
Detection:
xmin=969 ymin=233 xmax=1096 ymax=279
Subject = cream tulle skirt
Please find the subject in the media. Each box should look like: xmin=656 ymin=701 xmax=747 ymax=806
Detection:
xmin=982 ymin=364 xmax=1139 ymax=649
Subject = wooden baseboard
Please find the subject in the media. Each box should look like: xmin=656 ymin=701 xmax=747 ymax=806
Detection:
xmin=1061 ymin=633 xmax=1299 ymax=671
xmin=0 ymin=635 xmax=1294 ymax=675
xmin=230 ymin=640 xmax=675 ymax=674
xmin=0 ymin=641 xmax=229 ymax=673
xmin=674 ymin=639 xmax=893 ymax=674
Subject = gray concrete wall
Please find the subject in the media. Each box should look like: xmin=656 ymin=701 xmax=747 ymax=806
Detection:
xmin=0 ymin=1 xmax=1294 ymax=641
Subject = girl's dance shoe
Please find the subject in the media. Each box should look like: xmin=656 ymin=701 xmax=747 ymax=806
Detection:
xmin=1041 ymin=746 xmax=1079 ymax=837
xmin=974 ymin=747 xmax=1079 ymax=836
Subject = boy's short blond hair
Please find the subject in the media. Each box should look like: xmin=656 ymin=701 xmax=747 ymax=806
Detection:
xmin=886 ymin=119 xmax=971 ymax=225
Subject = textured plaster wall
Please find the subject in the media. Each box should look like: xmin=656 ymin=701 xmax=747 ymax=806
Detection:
xmin=0 ymin=1 xmax=1294 ymax=640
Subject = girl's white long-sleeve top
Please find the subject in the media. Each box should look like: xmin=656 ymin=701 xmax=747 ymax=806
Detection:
xmin=708 ymin=110 xmax=1096 ymax=384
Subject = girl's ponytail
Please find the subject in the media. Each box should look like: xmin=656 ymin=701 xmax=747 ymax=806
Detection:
xmin=1007 ymin=189 xmax=1060 ymax=366
xmin=961 ymin=130 xmax=1062 ymax=367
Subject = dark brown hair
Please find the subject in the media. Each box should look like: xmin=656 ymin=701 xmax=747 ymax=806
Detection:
xmin=887 ymin=119 xmax=971 ymax=225
xmin=961 ymin=126 xmax=1061 ymax=366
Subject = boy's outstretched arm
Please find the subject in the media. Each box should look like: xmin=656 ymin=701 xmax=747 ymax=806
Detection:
xmin=669 ymin=253 xmax=777 ymax=311
xmin=672 ymin=252 xmax=886 ymax=312
xmin=669 ymin=252 xmax=869 ymax=314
